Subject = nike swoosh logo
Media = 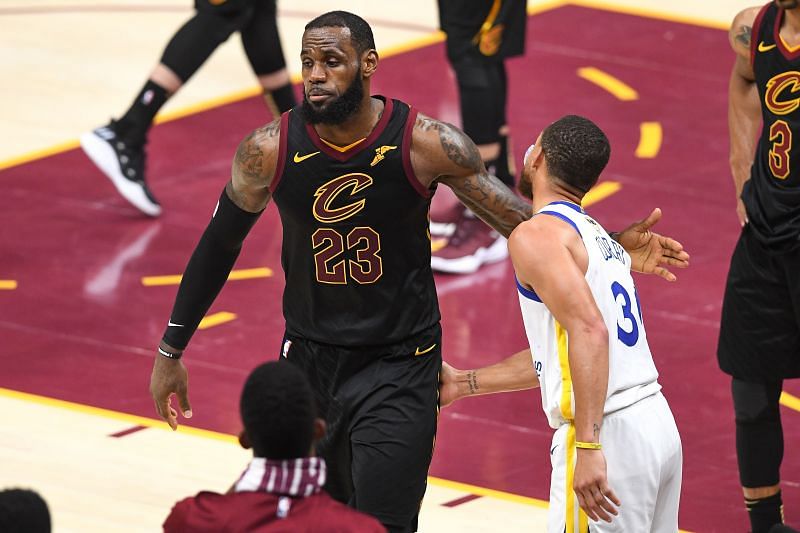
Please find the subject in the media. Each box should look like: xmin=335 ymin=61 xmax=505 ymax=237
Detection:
xmin=293 ymin=151 xmax=320 ymax=163
xmin=414 ymin=343 xmax=437 ymax=356
xmin=168 ymin=321 xmax=184 ymax=327
xmin=759 ymin=41 xmax=777 ymax=52
xmin=550 ymin=444 xmax=558 ymax=455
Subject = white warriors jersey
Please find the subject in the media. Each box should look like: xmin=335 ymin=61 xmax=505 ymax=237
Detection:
xmin=517 ymin=201 xmax=661 ymax=429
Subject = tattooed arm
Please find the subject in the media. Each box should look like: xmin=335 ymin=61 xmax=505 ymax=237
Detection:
xmin=410 ymin=113 xmax=690 ymax=280
xmin=411 ymin=113 xmax=530 ymax=237
xmin=729 ymin=7 xmax=761 ymax=226
xmin=439 ymin=349 xmax=539 ymax=408
xmin=228 ymin=117 xmax=282 ymax=211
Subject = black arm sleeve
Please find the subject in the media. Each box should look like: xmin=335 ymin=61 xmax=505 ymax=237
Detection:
xmin=161 ymin=187 xmax=263 ymax=350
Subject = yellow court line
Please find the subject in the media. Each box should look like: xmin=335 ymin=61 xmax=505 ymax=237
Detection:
xmin=197 ymin=311 xmax=237 ymax=330
xmin=0 ymin=386 xmax=238 ymax=444
xmin=0 ymin=139 xmax=81 ymax=172
xmin=0 ymin=280 xmax=18 ymax=290
xmin=577 ymin=67 xmax=638 ymax=101
xmin=0 ymin=385 xmax=694 ymax=531
xmin=636 ymin=122 xmax=663 ymax=158
xmin=780 ymin=391 xmax=800 ymax=413
xmin=142 ymin=266 xmax=272 ymax=286
xmin=583 ymin=180 xmax=622 ymax=207
xmin=527 ymin=0 xmax=569 ymax=16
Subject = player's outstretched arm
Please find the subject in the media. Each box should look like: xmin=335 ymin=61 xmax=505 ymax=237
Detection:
xmin=410 ymin=113 xmax=531 ymax=237
xmin=612 ymin=208 xmax=689 ymax=282
xmin=439 ymin=349 xmax=539 ymax=408
xmin=410 ymin=113 xmax=688 ymax=277
xmin=150 ymin=118 xmax=281 ymax=430
xmin=728 ymin=7 xmax=761 ymax=226
xmin=510 ymin=216 xmax=620 ymax=523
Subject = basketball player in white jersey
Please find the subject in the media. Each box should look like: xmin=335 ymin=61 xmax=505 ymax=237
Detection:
xmin=440 ymin=115 xmax=683 ymax=532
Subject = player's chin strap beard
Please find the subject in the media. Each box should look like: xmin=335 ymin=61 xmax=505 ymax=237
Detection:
xmin=300 ymin=68 xmax=364 ymax=125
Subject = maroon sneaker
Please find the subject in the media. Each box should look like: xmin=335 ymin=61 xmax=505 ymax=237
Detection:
xmin=430 ymin=213 xmax=508 ymax=273
xmin=429 ymin=204 xmax=467 ymax=237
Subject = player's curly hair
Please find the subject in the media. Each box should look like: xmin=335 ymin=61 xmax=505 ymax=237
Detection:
xmin=240 ymin=361 xmax=317 ymax=459
xmin=540 ymin=115 xmax=610 ymax=193
xmin=305 ymin=11 xmax=376 ymax=55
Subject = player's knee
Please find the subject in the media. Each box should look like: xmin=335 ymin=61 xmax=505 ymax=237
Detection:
xmin=732 ymin=378 xmax=781 ymax=424
xmin=161 ymin=8 xmax=252 ymax=81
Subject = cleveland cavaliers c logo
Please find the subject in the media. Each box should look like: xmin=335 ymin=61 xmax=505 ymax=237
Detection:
xmin=313 ymin=173 xmax=373 ymax=224
xmin=765 ymin=71 xmax=800 ymax=115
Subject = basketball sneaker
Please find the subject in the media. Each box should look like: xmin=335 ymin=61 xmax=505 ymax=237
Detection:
xmin=430 ymin=211 xmax=508 ymax=274
xmin=429 ymin=204 xmax=467 ymax=238
xmin=80 ymin=121 xmax=161 ymax=217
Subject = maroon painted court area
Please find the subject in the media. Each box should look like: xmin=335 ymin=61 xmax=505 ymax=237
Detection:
xmin=1 ymin=5 xmax=799 ymax=532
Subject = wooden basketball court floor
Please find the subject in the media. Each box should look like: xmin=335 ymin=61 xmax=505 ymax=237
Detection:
xmin=2 ymin=1 xmax=800 ymax=531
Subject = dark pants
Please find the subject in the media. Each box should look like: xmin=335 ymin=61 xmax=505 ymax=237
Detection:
xmin=280 ymin=323 xmax=442 ymax=533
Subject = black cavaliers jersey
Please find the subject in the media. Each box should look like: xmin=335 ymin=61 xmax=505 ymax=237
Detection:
xmin=270 ymin=97 xmax=440 ymax=346
xmin=746 ymin=2 xmax=800 ymax=249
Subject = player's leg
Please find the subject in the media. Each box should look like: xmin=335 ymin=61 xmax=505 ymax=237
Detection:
xmin=348 ymin=326 xmax=441 ymax=532
xmin=239 ymin=0 xmax=296 ymax=116
xmin=589 ymin=395 xmax=661 ymax=532
xmin=649 ymin=393 xmax=683 ymax=533
xmin=718 ymin=226 xmax=800 ymax=533
xmin=430 ymin=54 xmax=510 ymax=273
xmin=732 ymin=378 xmax=786 ymax=533
xmin=278 ymin=334 xmax=356 ymax=504
xmin=81 ymin=0 xmax=253 ymax=216
xmin=546 ymin=424 xmax=573 ymax=533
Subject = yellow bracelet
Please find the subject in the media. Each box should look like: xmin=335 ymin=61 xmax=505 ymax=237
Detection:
xmin=575 ymin=441 xmax=602 ymax=450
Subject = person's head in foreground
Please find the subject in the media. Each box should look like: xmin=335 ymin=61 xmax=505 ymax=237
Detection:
xmin=518 ymin=114 xmax=610 ymax=203
xmin=0 ymin=488 xmax=51 ymax=533
xmin=239 ymin=361 xmax=325 ymax=458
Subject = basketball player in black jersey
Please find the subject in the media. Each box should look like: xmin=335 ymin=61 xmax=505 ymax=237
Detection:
xmin=720 ymin=3 xmax=800 ymax=533
xmin=148 ymin=11 xmax=689 ymax=532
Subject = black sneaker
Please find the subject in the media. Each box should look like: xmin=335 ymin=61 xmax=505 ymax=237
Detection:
xmin=80 ymin=121 xmax=161 ymax=216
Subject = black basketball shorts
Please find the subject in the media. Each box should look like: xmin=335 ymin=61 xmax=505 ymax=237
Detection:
xmin=718 ymin=224 xmax=800 ymax=380
xmin=278 ymin=323 xmax=442 ymax=533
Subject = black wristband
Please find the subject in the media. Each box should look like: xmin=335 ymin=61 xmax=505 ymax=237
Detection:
xmin=158 ymin=346 xmax=183 ymax=360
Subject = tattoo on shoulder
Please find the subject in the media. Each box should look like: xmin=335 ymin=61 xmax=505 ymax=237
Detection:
xmin=735 ymin=25 xmax=752 ymax=48
xmin=234 ymin=119 xmax=278 ymax=181
xmin=415 ymin=116 xmax=482 ymax=171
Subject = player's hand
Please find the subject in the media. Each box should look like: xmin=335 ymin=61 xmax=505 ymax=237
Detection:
xmin=150 ymin=354 xmax=192 ymax=431
xmin=616 ymin=208 xmax=690 ymax=282
xmin=736 ymin=198 xmax=749 ymax=227
xmin=573 ymin=449 xmax=620 ymax=523
xmin=439 ymin=362 xmax=462 ymax=408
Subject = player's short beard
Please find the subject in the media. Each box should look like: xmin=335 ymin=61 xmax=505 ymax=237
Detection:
xmin=300 ymin=68 xmax=364 ymax=125
xmin=777 ymin=0 xmax=799 ymax=9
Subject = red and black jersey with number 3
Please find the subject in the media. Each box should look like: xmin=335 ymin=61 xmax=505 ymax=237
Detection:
xmin=747 ymin=2 xmax=800 ymax=249
xmin=269 ymin=97 xmax=440 ymax=346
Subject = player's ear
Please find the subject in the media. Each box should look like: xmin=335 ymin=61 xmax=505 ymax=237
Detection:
xmin=239 ymin=429 xmax=252 ymax=450
xmin=312 ymin=418 xmax=327 ymax=442
xmin=362 ymin=49 xmax=379 ymax=78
